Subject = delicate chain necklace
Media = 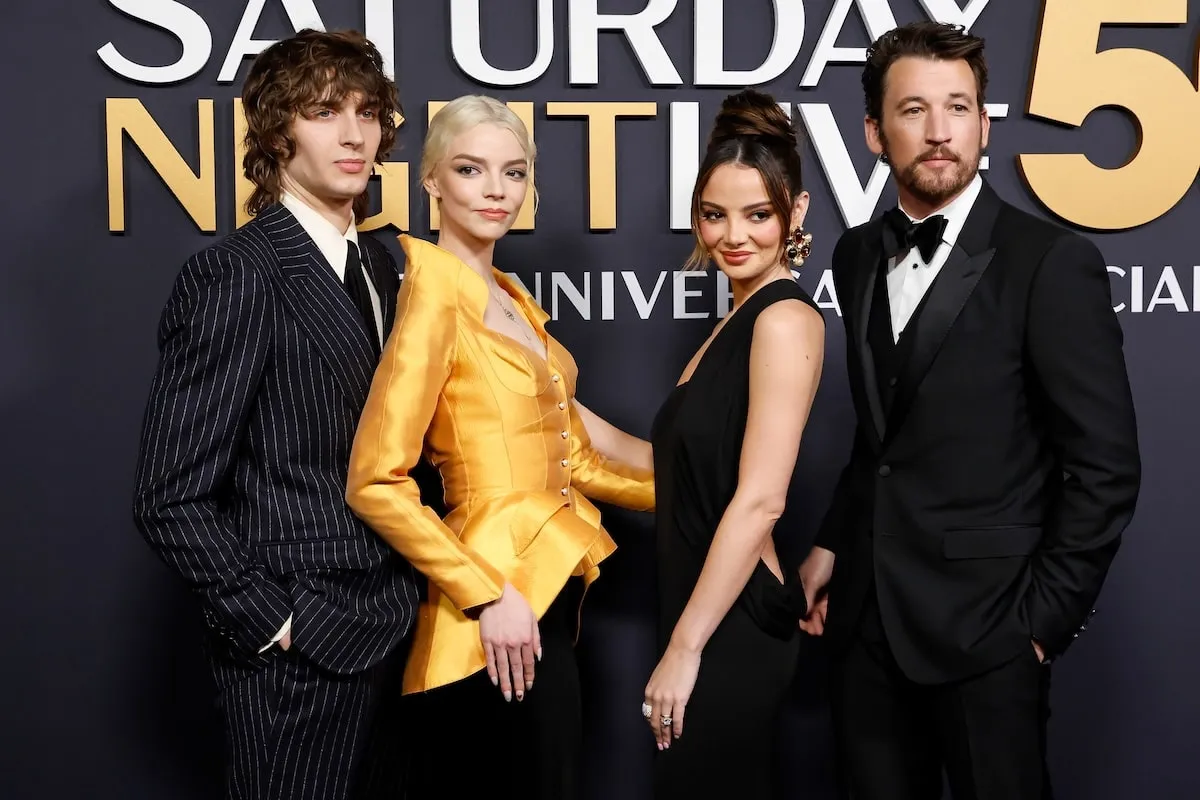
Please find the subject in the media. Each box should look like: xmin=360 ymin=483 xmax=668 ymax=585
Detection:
xmin=488 ymin=283 xmax=542 ymax=355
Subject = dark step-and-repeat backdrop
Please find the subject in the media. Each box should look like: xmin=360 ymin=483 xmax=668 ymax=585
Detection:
xmin=2 ymin=1 xmax=1196 ymax=797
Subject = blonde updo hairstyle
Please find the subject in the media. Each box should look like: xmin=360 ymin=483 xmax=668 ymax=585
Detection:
xmin=419 ymin=94 xmax=539 ymax=212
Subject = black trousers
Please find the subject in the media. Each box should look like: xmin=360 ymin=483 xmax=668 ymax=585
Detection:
xmin=831 ymin=594 xmax=1054 ymax=800
xmin=405 ymin=585 xmax=583 ymax=800
xmin=216 ymin=645 xmax=394 ymax=800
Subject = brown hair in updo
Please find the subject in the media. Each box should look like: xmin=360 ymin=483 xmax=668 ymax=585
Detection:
xmin=685 ymin=88 xmax=805 ymax=270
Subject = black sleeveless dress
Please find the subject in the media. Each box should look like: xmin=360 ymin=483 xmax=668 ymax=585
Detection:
xmin=650 ymin=278 xmax=819 ymax=798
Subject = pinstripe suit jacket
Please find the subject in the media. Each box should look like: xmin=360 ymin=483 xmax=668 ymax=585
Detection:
xmin=133 ymin=204 xmax=419 ymax=680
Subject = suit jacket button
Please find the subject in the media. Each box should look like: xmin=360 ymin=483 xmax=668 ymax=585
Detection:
xmin=888 ymin=377 xmax=897 ymax=387
xmin=878 ymin=464 xmax=892 ymax=477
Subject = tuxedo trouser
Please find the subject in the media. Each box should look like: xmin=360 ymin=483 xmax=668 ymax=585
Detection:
xmin=830 ymin=593 xmax=1054 ymax=800
xmin=405 ymin=584 xmax=582 ymax=800
xmin=217 ymin=644 xmax=395 ymax=800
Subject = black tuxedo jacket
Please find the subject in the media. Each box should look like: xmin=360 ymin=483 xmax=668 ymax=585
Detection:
xmin=133 ymin=204 xmax=418 ymax=678
xmin=817 ymin=181 xmax=1140 ymax=684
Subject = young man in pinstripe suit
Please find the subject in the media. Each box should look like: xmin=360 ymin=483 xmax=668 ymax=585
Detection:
xmin=133 ymin=29 xmax=418 ymax=800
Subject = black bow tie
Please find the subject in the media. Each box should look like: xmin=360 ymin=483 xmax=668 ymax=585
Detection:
xmin=882 ymin=208 xmax=948 ymax=264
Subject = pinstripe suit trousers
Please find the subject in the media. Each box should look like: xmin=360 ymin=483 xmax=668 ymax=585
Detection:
xmin=217 ymin=646 xmax=407 ymax=800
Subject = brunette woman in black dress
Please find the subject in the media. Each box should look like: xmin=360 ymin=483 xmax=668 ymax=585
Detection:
xmin=643 ymin=89 xmax=826 ymax=798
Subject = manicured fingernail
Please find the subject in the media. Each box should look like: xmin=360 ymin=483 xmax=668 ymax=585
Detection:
xmin=491 ymin=675 xmax=498 ymax=686
xmin=504 ymin=690 xmax=512 ymax=702
xmin=516 ymin=691 xmax=524 ymax=701
xmin=537 ymin=647 xmax=543 ymax=661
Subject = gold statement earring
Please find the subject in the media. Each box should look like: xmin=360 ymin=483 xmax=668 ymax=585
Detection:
xmin=785 ymin=226 xmax=813 ymax=268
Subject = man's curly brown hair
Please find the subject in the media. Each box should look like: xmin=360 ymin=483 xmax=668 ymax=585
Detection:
xmin=241 ymin=28 xmax=402 ymax=222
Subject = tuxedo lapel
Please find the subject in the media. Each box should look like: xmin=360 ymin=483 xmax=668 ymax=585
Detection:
xmin=885 ymin=182 xmax=1002 ymax=440
xmin=852 ymin=225 xmax=888 ymax=448
xmin=258 ymin=205 xmax=378 ymax=410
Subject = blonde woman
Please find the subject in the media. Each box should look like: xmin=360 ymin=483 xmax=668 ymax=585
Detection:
xmin=346 ymin=95 xmax=653 ymax=799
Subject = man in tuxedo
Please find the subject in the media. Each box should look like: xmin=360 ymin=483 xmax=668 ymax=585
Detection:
xmin=132 ymin=29 xmax=418 ymax=800
xmin=798 ymin=22 xmax=1140 ymax=799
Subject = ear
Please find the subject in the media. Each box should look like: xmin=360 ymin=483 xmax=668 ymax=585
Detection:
xmin=423 ymin=174 xmax=442 ymax=200
xmin=790 ymin=191 xmax=811 ymax=230
xmin=979 ymin=106 xmax=991 ymax=152
xmin=865 ymin=115 xmax=884 ymax=158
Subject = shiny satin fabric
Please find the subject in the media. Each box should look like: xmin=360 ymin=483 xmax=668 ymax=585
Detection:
xmin=347 ymin=235 xmax=655 ymax=693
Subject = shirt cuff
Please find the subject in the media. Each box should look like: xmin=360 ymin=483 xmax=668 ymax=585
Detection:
xmin=257 ymin=614 xmax=292 ymax=654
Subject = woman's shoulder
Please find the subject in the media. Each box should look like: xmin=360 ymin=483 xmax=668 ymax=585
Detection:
xmin=397 ymin=235 xmax=465 ymax=306
xmin=399 ymin=235 xmax=462 ymax=279
xmin=751 ymin=293 xmax=826 ymax=363
xmin=747 ymin=280 xmax=823 ymax=330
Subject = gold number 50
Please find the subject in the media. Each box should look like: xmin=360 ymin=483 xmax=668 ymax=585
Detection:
xmin=1017 ymin=0 xmax=1200 ymax=230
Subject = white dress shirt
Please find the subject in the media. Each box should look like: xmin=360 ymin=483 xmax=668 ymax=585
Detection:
xmin=258 ymin=194 xmax=384 ymax=652
xmin=885 ymin=174 xmax=983 ymax=341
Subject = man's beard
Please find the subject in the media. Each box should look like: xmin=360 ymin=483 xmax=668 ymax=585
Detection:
xmin=883 ymin=133 xmax=981 ymax=209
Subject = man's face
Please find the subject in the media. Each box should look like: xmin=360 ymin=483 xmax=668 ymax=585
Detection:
xmin=280 ymin=91 xmax=381 ymax=224
xmin=866 ymin=56 xmax=989 ymax=213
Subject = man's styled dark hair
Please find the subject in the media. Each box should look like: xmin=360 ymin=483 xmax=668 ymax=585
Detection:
xmin=241 ymin=28 xmax=402 ymax=222
xmin=862 ymin=22 xmax=988 ymax=121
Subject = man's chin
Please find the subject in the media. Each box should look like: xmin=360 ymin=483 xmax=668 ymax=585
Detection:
xmin=338 ymin=184 xmax=370 ymax=200
xmin=909 ymin=170 xmax=975 ymax=206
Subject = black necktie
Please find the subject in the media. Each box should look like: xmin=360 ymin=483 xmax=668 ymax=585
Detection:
xmin=343 ymin=242 xmax=379 ymax=355
xmin=882 ymin=208 xmax=948 ymax=264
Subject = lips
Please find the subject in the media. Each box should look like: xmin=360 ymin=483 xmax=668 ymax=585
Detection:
xmin=336 ymin=159 xmax=366 ymax=173
xmin=477 ymin=208 xmax=509 ymax=220
xmin=722 ymin=250 xmax=753 ymax=264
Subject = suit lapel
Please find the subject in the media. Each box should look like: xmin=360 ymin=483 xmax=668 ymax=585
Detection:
xmin=851 ymin=224 xmax=888 ymax=448
xmin=258 ymin=204 xmax=378 ymax=410
xmin=885 ymin=182 xmax=1002 ymax=441
xmin=361 ymin=241 xmax=399 ymax=337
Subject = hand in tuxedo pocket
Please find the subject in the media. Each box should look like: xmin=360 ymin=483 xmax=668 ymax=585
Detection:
xmin=478 ymin=583 xmax=541 ymax=702
xmin=798 ymin=547 xmax=835 ymax=636
xmin=801 ymin=595 xmax=830 ymax=637
xmin=280 ymin=630 xmax=291 ymax=651
xmin=1032 ymin=639 xmax=1045 ymax=663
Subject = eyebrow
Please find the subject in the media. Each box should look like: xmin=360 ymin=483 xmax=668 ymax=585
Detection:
xmin=895 ymin=91 xmax=974 ymax=107
xmin=700 ymin=201 xmax=772 ymax=212
xmin=308 ymin=97 xmax=379 ymax=110
xmin=451 ymin=153 xmax=527 ymax=167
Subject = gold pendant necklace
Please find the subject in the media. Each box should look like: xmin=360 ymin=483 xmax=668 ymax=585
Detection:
xmin=490 ymin=285 xmax=539 ymax=352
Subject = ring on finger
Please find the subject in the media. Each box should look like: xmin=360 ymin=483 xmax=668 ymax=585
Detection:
xmin=660 ymin=715 xmax=672 ymax=726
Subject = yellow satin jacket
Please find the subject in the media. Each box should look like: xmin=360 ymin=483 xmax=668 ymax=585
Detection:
xmin=347 ymin=235 xmax=655 ymax=693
